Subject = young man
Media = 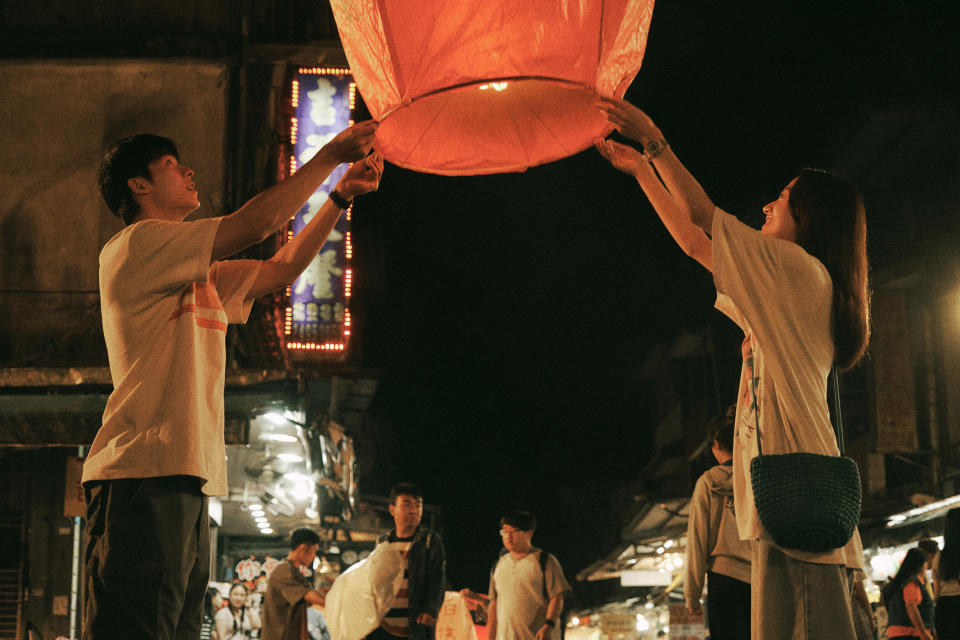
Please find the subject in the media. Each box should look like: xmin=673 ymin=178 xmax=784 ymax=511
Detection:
xmin=488 ymin=511 xmax=570 ymax=640
xmin=683 ymin=408 xmax=752 ymax=640
xmin=367 ymin=483 xmax=446 ymax=640
xmin=262 ymin=528 xmax=327 ymax=640
xmin=82 ymin=120 xmax=381 ymax=638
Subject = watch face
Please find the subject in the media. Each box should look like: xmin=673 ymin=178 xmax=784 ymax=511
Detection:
xmin=646 ymin=139 xmax=665 ymax=157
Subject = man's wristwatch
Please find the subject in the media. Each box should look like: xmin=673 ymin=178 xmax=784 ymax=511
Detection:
xmin=544 ymin=620 xmax=556 ymax=628
xmin=329 ymin=189 xmax=352 ymax=209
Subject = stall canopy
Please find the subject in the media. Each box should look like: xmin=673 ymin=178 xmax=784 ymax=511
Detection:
xmin=330 ymin=0 xmax=656 ymax=175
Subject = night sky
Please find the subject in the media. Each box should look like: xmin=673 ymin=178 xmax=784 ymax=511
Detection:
xmin=344 ymin=1 xmax=956 ymax=593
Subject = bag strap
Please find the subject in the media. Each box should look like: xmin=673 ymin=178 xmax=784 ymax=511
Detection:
xmin=830 ymin=365 xmax=845 ymax=455
xmin=539 ymin=550 xmax=550 ymax=599
xmin=749 ymin=358 xmax=844 ymax=456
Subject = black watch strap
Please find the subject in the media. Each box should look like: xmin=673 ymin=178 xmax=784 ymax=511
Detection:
xmin=329 ymin=190 xmax=352 ymax=209
xmin=544 ymin=620 xmax=556 ymax=628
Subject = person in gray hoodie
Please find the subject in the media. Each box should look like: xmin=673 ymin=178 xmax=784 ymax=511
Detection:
xmin=684 ymin=408 xmax=752 ymax=640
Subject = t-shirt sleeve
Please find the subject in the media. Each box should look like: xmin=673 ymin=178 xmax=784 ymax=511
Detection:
xmin=902 ymin=582 xmax=923 ymax=605
xmin=488 ymin=568 xmax=497 ymax=602
xmin=543 ymin=554 xmax=571 ymax=599
xmin=121 ymin=218 xmax=221 ymax=294
xmin=712 ymin=208 xmax=813 ymax=322
xmin=276 ymin=565 xmax=311 ymax=606
xmin=210 ymin=259 xmax=261 ymax=324
xmin=710 ymin=207 xmax=833 ymax=368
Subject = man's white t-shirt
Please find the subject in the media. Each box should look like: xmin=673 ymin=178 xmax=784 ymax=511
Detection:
xmin=82 ymin=217 xmax=259 ymax=496
xmin=711 ymin=208 xmax=863 ymax=568
xmin=489 ymin=549 xmax=569 ymax=640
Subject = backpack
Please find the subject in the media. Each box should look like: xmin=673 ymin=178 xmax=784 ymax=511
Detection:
xmin=490 ymin=548 xmax=553 ymax=599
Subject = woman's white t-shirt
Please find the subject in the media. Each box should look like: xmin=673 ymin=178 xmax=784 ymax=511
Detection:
xmin=711 ymin=208 xmax=863 ymax=568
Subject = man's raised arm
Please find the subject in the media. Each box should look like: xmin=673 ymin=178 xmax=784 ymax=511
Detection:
xmin=245 ymin=152 xmax=384 ymax=299
xmin=211 ymin=120 xmax=377 ymax=262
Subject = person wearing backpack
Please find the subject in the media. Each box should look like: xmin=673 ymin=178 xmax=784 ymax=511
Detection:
xmin=684 ymin=407 xmax=752 ymax=639
xmin=488 ymin=511 xmax=570 ymax=640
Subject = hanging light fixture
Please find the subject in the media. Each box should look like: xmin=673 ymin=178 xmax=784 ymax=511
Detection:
xmin=330 ymin=0 xmax=655 ymax=175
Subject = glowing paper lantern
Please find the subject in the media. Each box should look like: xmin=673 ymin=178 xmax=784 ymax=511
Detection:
xmin=330 ymin=0 xmax=655 ymax=175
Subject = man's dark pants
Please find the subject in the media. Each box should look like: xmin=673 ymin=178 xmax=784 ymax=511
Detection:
xmin=83 ymin=476 xmax=209 ymax=639
xmin=706 ymin=571 xmax=751 ymax=640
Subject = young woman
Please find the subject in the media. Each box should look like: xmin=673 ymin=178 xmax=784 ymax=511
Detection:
xmin=884 ymin=548 xmax=935 ymax=640
xmin=596 ymin=97 xmax=870 ymax=639
xmin=935 ymin=508 xmax=960 ymax=637
xmin=215 ymin=582 xmax=262 ymax=640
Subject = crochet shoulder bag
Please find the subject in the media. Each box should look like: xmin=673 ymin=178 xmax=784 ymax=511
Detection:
xmin=748 ymin=365 xmax=862 ymax=552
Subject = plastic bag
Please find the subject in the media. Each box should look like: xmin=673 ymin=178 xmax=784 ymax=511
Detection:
xmin=436 ymin=591 xmax=479 ymax=640
xmin=325 ymin=543 xmax=404 ymax=640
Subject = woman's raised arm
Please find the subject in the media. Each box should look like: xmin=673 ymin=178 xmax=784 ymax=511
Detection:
xmin=597 ymin=97 xmax=716 ymax=233
xmin=595 ymin=138 xmax=712 ymax=271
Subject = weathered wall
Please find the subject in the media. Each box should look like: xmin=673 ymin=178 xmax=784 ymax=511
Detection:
xmin=0 ymin=60 xmax=228 ymax=365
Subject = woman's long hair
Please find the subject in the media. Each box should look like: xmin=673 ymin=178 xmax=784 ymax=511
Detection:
xmin=203 ymin=586 xmax=219 ymax=620
xmin=789 ymin=168 xmax=870 ymax=370
xmin=940 ymin=508 xmax=960 ymax=581
xmin=882 ymin=547 xmax=928 ymax=605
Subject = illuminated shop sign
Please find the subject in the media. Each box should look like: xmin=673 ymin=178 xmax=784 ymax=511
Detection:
xmin=285 ymin=68 xmax=357 ymax=356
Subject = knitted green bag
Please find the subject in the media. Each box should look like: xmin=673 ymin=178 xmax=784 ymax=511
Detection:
xmin=748 ymin=367 xmax=862 ymax=553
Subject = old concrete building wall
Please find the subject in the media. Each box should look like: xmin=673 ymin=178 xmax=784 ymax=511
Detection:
xmin=0 ymin=60 xmax=228 ymax=366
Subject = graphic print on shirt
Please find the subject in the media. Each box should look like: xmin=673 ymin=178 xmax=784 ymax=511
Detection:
xmin=169 ymin=279 xmax=227 ymax=333
xmin=382 ymin=537 xmax=414 ymax=637
xmin=738 ymin=335 xmax=757 ymax=440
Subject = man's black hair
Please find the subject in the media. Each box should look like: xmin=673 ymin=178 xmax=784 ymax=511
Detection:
xmin=289 ymin=527 xmax=320 ymax=550
xmin=389 ymin=482 xmax=422 ymax=504
xmin=500 ymin=510 xmax=536 ymax=532
xmin=98 ymin=133 xmax=180 ymax=226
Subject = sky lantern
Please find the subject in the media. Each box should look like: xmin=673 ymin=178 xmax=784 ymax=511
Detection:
xmin=329 ymin=0 xmax=656 ymax=176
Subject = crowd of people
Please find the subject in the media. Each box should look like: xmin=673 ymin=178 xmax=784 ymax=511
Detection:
xmin=193 ymin=482 xmax=567 ymax=640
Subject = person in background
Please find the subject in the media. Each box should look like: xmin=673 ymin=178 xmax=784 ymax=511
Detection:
xmin=216 ymin=582 xmax=262 ymax=639
xmin=262 ymin=528 xmax=328 ymax=640
xmin=488 ymin=511 xmax=570 ymax=640
xmin=684 ymin=406 xmax=751 ymax=639
xmin=202 ymin=586 xmax=223 ymax=640
xmin=366 ymin=482 xmax=446 ymax=640
xmin=918 ymin=539 xmax=940 ymax=599
xmin=883 ymin=548 xmax=934 ymax=640
xmin=934 ymin=508 xmax=960 ymax=639
xmin=916 ymin=539 xmax=940 ymax=635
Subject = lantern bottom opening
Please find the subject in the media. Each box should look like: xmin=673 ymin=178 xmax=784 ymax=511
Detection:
xmin=375 ymin=77 xmax=615 ymax=176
